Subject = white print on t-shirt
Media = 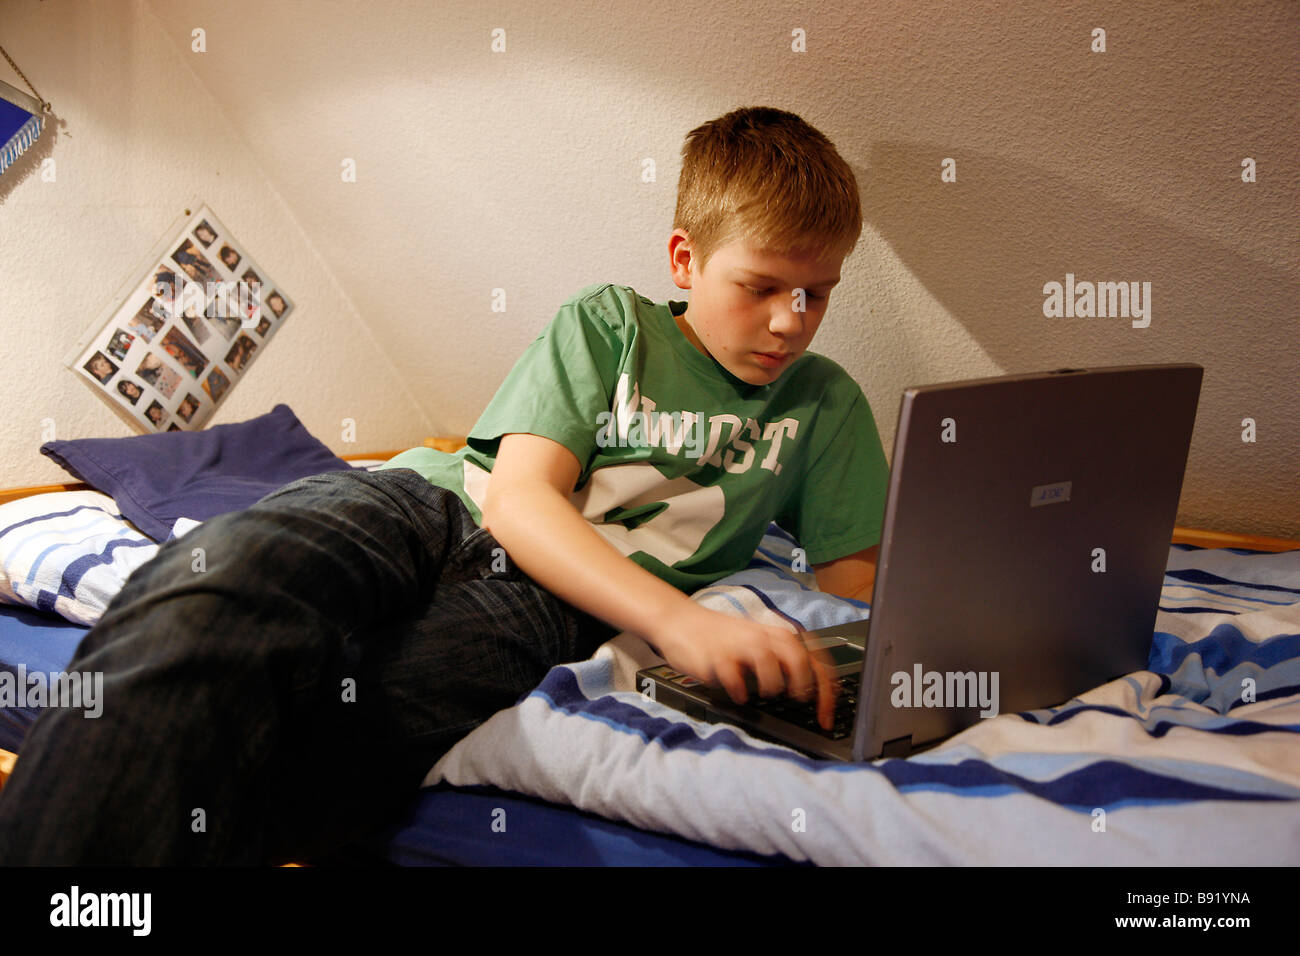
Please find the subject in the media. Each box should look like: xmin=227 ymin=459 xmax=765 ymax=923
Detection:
xmin=596 ymin=373 xmax=799 ymax=476
xmin=461 ymin=456 xmax=726 ymax=569
xmin=568 ymin=462 xmax=725 ymax=565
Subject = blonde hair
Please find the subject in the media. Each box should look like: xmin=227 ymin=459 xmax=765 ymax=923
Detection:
xmin=673 ymin=106 xmax=862 ymax=274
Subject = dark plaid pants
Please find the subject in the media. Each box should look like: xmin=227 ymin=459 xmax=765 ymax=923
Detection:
xmin=0 ymin=468 xmax=615 ymax=865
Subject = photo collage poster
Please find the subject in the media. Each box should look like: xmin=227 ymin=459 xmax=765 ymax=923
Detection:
xmin=67 ymin=205 xmax=294 ymax=432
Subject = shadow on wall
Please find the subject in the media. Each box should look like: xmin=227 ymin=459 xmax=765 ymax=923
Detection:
xmin=858 ymin=140 xmax=1300 ymax=532
xmin=861 ymin=140 xmax=1297 ymax=376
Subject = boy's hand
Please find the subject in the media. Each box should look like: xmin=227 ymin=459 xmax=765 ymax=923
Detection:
xmin=647 ymin=602 xmax=840 ymax=731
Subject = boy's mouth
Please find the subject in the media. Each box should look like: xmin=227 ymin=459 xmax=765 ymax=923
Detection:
xmin=754 ymin=351 xmax=791 ymax=368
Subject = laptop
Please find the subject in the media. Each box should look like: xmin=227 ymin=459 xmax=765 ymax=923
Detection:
xmin=637 ymin=363 xmax=1203 ymax=761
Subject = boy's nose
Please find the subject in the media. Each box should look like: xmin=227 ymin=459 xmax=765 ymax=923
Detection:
xmin=768 ymin=305 xmax=805 ymax=336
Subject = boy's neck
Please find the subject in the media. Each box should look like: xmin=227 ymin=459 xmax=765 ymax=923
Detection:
xmin=671 ymin=304 xmax=767 ymax=394
xmin=673 ymin=308 xmax=709 ymax=359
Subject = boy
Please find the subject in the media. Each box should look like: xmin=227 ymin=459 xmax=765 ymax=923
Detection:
xmin=0 ymin=106 xmax=887 ymax=865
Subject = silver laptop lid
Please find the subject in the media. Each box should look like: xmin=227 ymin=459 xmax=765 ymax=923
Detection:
xmin=852 ymin=363 xmax=1203 ymax=760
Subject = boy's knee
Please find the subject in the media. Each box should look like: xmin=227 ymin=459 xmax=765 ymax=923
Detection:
xmin=254 ymin=466 xmax=434 ymax=509
xmin=245 ymin=468 xmax=458 ymax=547
xmin=254 ymin=466 xmax=368 ymax=504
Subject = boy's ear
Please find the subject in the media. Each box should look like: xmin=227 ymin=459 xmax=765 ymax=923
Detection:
xmin=668 ymin=230 xmax=695 ymax=290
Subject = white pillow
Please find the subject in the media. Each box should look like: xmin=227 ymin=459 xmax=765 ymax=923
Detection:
xmin=0 ymin=490 xmax=160 ymax=626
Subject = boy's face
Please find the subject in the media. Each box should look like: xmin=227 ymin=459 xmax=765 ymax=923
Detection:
xmin=668 ymin=231 xmax=845 ymax=386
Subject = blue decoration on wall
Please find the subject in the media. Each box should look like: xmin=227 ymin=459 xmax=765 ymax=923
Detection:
xmin=1 ymin=78 xmax=45 ymax=177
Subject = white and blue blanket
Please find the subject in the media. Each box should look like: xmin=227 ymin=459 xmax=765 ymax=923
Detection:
xmin=426 ymin=525 xmax=1300 ymax=865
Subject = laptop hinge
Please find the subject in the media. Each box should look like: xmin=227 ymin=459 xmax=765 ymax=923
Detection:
xmin=881 ymin=735 xmax=913 ymax=758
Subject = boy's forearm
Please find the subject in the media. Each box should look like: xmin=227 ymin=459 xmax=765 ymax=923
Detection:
xmin=850 ymin=567 xmax=876 ymax=603
xmin=481 ymin=484 xmax=694 ymax=652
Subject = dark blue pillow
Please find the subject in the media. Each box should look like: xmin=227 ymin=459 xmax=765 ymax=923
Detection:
xmin=40 ymin=404 xmax=358 ymax=541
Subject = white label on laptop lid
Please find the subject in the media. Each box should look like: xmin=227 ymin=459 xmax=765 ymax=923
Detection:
xmin=1029 ymin=480 xmax=1072 ymax=507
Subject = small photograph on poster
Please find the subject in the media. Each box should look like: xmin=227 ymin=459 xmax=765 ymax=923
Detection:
xmin=160 ymin=326 xmax=208 ymax=379
xmin=83 ymin=352 xmax=117 ymax=385
xmin=176 ymin=394 xmax=202 ymax=424
xmin=203 ymin=366 xmax=231 ymax=404
xmin=171 ymin=239 xmax=220 ymax=286
xmin=205 ymin=307 xmax=243 ymax=342
xmin=116 ymin=379 xmax=144 ymax=406
xmin=193 ymin=220 xmax=218 ymax=247
xmin=136 ymin=352 xmax=181 ymax=399
xmin=67 ymin=204 xmax=294 ymax=432
xmin=106 ymin=329 xmax=134 ymax=361
xmin=217 ymin=243 xmax=242 ymax=272
xmin=181 ymin=305 xmax=212 ymax=346
xmin=225 ymin=333 xmax=258 ymax=373
xmin=265 ymin=288 xmax=291 ymax=321
xmin=151 ymin=265 xmax=180 ymax=316
xmin=125 ymin=299 xmax=166 ymax=343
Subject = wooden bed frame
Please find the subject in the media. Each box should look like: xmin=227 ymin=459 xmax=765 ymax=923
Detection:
xmin=2 ymin=436 xmax=1298 ymax=802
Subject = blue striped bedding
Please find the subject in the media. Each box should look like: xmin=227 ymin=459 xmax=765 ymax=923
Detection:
xmin=425 ymin=525 xmax=1300 ymax=865
xmin=5 ymin=510 xmax=1297 ymax=864
xmin=0 ymin=490 xmax=160 ymax=626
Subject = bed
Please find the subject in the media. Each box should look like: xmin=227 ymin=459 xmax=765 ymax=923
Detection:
xmin=2 ymin=405 xmax=1298 ymax=865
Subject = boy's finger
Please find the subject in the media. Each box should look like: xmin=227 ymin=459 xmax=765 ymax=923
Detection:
xmin=811 ymin=651 xmax=838 ymax=731
xmin=800 ymin=635 xmax=839 ymax=730
xmin=715 ymin=661 xmax=749 ymax=706
xmin=749 ymin=652 xmax=786 ymax=699
xmin=774 ymin=629 xmax=816 ymax=702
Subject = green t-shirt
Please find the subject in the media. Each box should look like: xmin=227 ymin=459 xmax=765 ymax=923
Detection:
xmin=378 ymin=283 xmax=889 ymax=593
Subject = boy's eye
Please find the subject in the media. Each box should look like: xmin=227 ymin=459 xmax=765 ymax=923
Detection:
xmin=741 ymin=285 xmax=829 ymax=301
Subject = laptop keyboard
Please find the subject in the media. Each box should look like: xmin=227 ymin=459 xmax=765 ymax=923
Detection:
xmin=748 ymin=672 xmax=860 ymax=740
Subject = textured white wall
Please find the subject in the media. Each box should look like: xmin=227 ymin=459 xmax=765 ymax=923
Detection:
xmin=0 ymin=0 xmax=430 ymax=479
xmin=1 ymin=0 xmax=1297 ymax=537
